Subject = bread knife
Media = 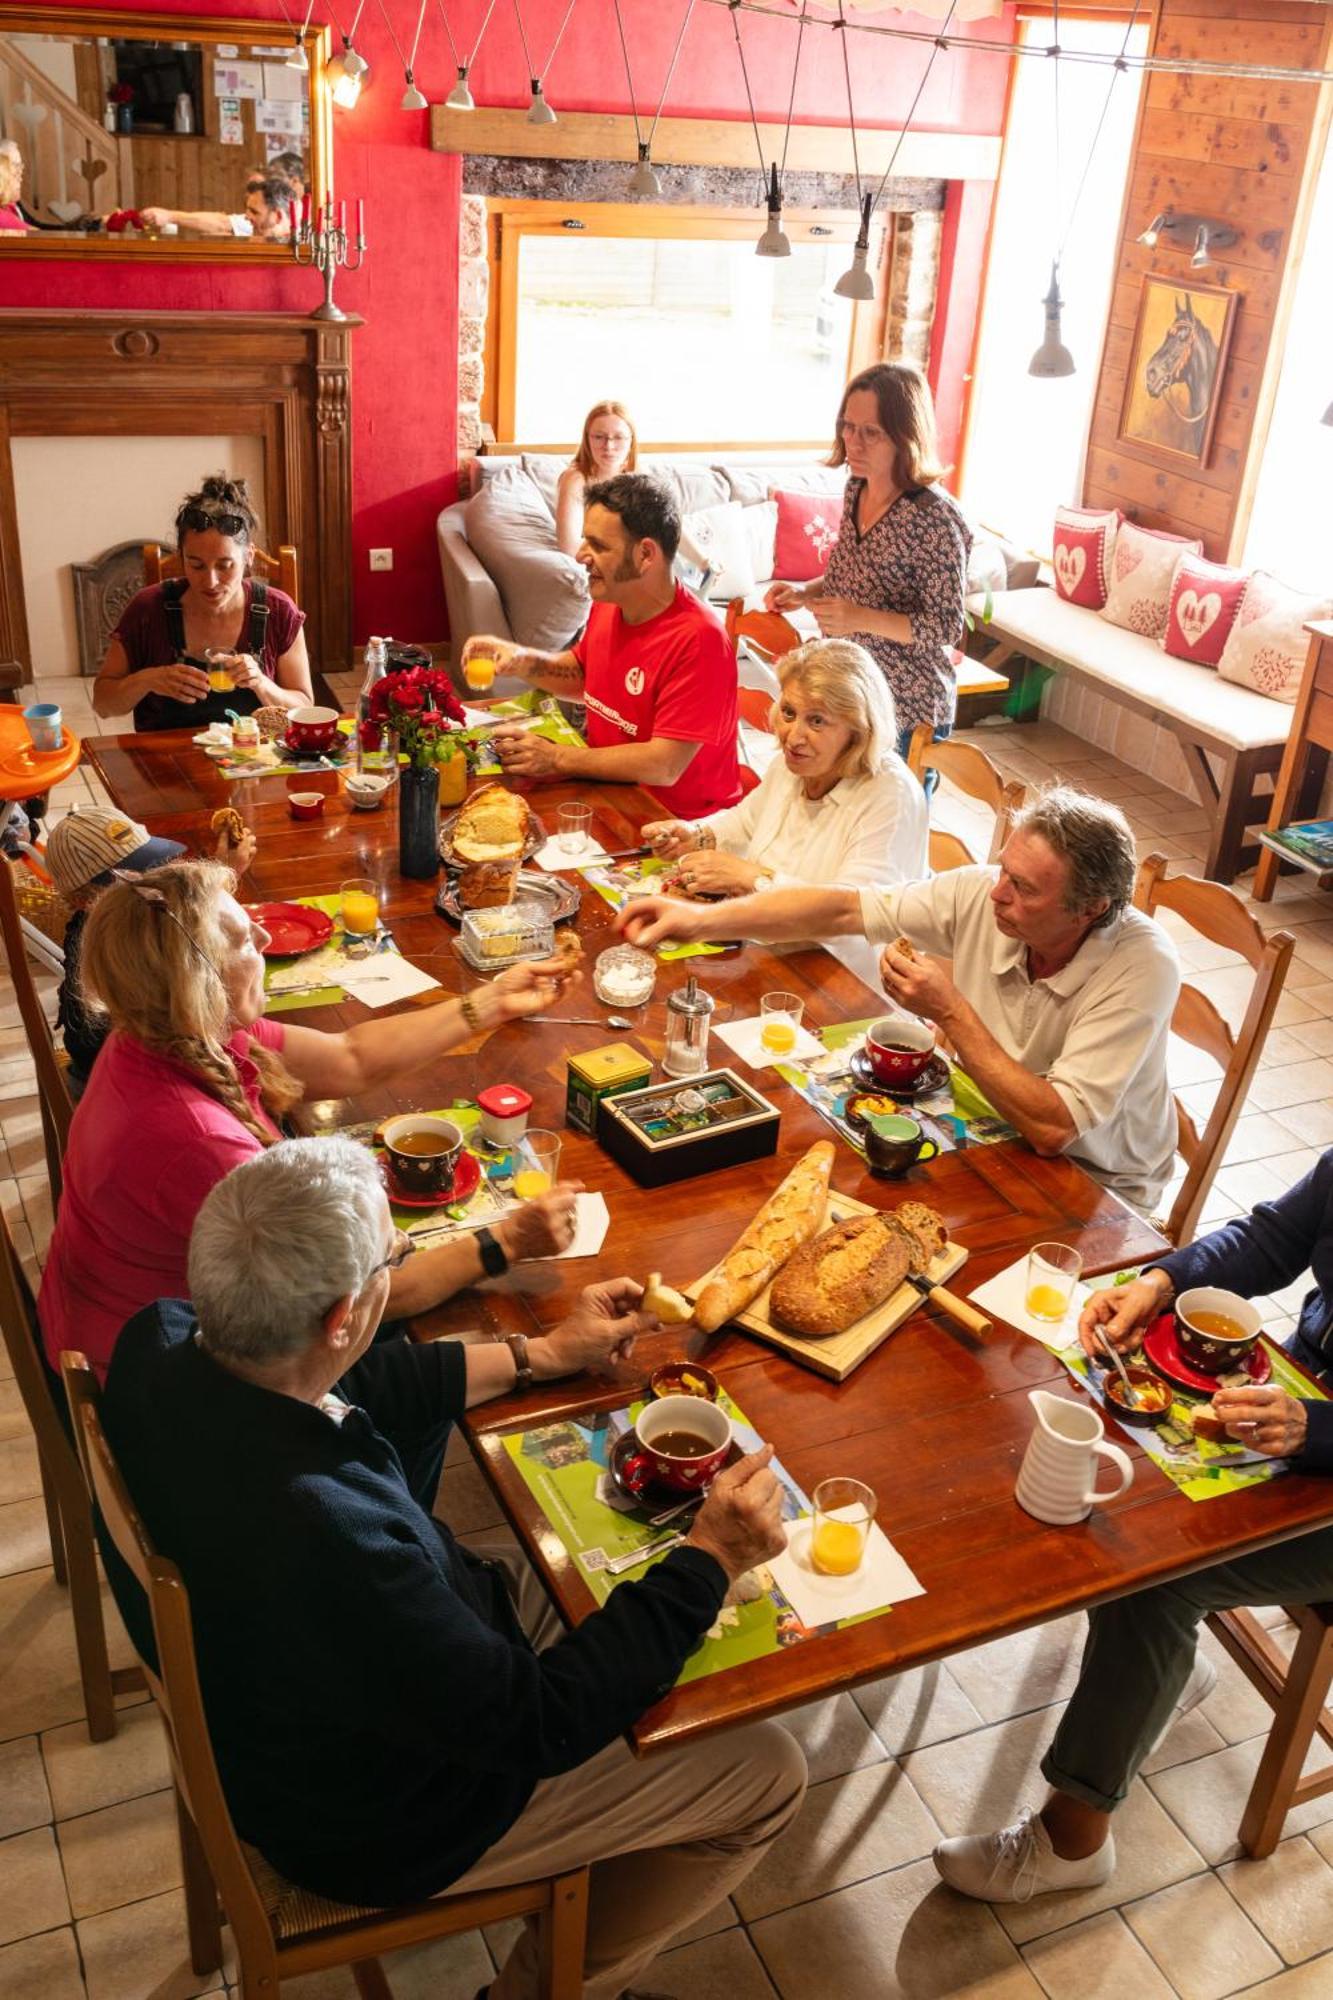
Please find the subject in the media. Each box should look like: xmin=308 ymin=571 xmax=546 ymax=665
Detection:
xmin=900 ymin=1268 xmax=992 ymax=1337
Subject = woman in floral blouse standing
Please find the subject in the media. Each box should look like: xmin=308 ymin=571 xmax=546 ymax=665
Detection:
xmin=765 ymin=363 xmax=971 ymax=760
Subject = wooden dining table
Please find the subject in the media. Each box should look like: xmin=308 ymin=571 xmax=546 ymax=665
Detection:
xmin=84 ymin=725 xmax=1333 ymax=1756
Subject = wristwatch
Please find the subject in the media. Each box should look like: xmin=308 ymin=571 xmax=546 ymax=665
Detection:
xmin=503 ymin=1331 xmax=533 ymax=1393
xmin=753 ymin=870 xmax=776 ymax=893
xmin=475 ymin=1224 xmax=509 ymax=1279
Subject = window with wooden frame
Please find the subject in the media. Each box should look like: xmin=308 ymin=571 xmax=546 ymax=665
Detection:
xmin=483 ymin=199 xmax=887 ymax=453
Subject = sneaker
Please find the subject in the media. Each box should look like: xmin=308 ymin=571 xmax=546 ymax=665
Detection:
xmin=1163 ymin=1651 xmax=1218 ymax=1737
xmin=933 ymin=1808 xmax=1115 ymax=1902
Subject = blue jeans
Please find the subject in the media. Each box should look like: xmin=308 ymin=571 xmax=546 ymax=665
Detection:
xmin=900 ymin=722 xmax=950 ymax=800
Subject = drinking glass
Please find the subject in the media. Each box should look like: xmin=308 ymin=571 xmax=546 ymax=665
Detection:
xmin=1026 ymin=1242 xmax=1084 ymax=1322
xmin=340 ymin=878 xmax=380 ymax=938
xmin=557 ymin=803 xmax=594 ymax=857
xmin=513 ymin=1127 xmax=561 ymax=1201
xmin=810 ymin=1477 xmax=876 ymax=1576
xmin=760 ymin=991 xmax=804 ymax=1055
xmin=464 ymin=649 xmax=497 ymax=693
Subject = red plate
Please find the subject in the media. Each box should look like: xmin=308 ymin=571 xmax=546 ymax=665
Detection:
xmin=381 ymin=1150 xmax=482 ymax=1211
xmin=247 ymin=903 xmax=335 ymax=957
xmin=1142 ymin=1312 xmax=1272 ymax=1395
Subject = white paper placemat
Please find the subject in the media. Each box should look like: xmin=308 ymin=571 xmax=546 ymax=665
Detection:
xmin=968 ymin=1256 xmax=1092 ymax=1344
xmin=533 ymin=835 xmax=611 ymax=872
xmin=769 ymin=1516 xmax=925 ymax=1628
xmin=556 ymin=1192 xmax=611 ymax=1260
xmin=713 ymin=1014 xmax=824 ymax=1070
xmin=339 ymin=955 xmax=441 ymax=1008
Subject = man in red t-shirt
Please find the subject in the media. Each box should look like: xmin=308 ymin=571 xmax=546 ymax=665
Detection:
xmin=464 ymin=474 xmax=742 ymax=820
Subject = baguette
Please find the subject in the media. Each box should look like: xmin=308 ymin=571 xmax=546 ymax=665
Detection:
xmin=693 ymin=1141 xmax=835 ymax=1334
xmin=770 ymin=1214 xmax=911 ymax=1338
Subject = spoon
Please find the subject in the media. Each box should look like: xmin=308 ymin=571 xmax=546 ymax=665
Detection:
xmin=1098 ymin=1330 xmax=1143 ymax=1409
xmin=523 ymin=1014 xmax=633 ymax=1029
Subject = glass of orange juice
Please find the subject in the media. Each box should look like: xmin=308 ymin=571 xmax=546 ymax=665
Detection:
xmin=1025 ymin=1242 xmax=1083 ymax=1322
xmin=465 ymin=650 xmax=497 ymax=692
xmin=340 ymin=878 xmax=381 ymax=938
xmin=810 ymin=1477 xmax=876 ymax=1577
xmin=513 ymin=1127 xmax=561 ymax=1201
xmin=759 ymin=991 xmax=803 ymax=1056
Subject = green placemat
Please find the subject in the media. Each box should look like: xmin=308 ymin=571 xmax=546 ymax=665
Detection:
xmin=502 ymin=1389 xmax=891 ymax=1685
xmin=580 ymin=853 xmax=733 ymax=964
xmin=261 ymin=893 xmax=409 ymax=1015
xmin=461 ymin=690 xmax=585 ymax=775
xmin=773 ymin=1021 xmax=1014 ymax=1161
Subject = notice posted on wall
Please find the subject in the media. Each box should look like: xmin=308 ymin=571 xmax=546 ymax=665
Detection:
xmin=218 ymin=97 xmax=244 ymax=146
xmin=214 ymin=59 xmax=261 ymax=100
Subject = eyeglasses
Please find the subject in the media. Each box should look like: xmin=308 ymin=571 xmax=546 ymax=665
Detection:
xmin=589 ymin=432 xmax=631 ymax=446
xmin=839 ymin=419 xmax=888 ymax=446
xmin=178 ymin=506 xmax=250 ymax=538
xmin=366 ymin=1230 xmax=415 ymax=1282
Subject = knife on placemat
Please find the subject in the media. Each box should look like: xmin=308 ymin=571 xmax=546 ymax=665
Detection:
xmin=602 ymin=844 xmax=653 ymax=861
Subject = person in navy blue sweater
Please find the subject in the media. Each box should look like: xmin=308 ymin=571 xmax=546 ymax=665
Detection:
xmin=102 ymin=1137 xmax=804 ymax=1999
xmin=933 ymin=1154 xmax=1333 ymax=1906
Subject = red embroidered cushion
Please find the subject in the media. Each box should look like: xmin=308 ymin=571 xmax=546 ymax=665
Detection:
xmin=1101 ymin=520 xmax=1203 ymax=640
xmin=1052 ymin=506 xmax=1120 ymax=608
xmin=1162 ymin=553 xmax=1249 ymax=667
xmin=770 ymin=488 xmax=843 ymax=582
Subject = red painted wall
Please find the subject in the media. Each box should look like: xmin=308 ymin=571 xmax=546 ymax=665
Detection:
xmin=0 ymin=0 xmax=1012 ymax=645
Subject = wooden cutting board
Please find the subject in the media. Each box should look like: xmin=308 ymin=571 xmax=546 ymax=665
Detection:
xmin=686 ymin=1191 xmax=968 ymax=1383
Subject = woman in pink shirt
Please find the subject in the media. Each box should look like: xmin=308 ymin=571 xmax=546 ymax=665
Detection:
xmin=40 ymin=861 xmax=581 ymax=1379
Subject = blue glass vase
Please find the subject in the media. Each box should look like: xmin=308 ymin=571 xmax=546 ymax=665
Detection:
xmin=397 ymin=762 xmax=440 ymax=878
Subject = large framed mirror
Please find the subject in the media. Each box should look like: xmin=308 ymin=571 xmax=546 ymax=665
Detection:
xmin=0 ymin=7 xmax=332 ymax=259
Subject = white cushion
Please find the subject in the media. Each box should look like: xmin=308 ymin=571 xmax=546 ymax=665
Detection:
xmin=519 ymin=454 xmax=562 ymax=514
xmin=720 ymin=462 xmax=847 ymax=507
xmin=1217 ymin=570 xmax=1333 ymax=705
xmin=463 ymin=468 xmax=589 ymax=651
xmin=742 ymin=499 xmax=779 ymax=586
xmin=1101 ymin=520 xmax=1202 ymax=640
xmin=985 ymin=589 xmax=1292 ymax=751
xmin=639 ymin=460 xmax=730 ymax=515
xmin=679 ymin=501 xmax=757 ymax=602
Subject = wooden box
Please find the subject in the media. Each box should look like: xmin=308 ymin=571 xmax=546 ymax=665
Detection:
xmin=597 ymin=1067 xmax=780 ymax=1187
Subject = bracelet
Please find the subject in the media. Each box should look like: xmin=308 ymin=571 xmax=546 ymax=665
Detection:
xmin=460 ymin=990 xmax=483 ymax=1034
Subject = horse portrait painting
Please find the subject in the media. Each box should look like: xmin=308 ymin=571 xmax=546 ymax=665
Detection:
xmin=1120 ymin=277 xmax=1237 ymax=467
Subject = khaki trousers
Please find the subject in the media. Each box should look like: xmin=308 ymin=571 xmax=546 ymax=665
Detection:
xmin=446 ymin=1537 xmax=807 ymax=2000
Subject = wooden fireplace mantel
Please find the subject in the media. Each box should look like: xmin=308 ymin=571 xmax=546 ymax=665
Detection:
xmin=0 ymin=310 xmax=359 ymax=680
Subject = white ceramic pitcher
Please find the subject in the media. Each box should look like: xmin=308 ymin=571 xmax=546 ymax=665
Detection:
xmin=1015 ymin=1390 xmax=1134 ymax=1525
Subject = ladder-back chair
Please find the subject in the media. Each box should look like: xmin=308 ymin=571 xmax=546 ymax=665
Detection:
xmin=0 ymin=854 xmax=73 ymax=1205
xmin=1133 ymin=852 xmax=1293 ymax=1248
xmin=907 ymin=722 xmax=1027 ymax=867
xmin=62 ymin=1354 xmax=589 ymax=1999
xmin=143 ymin=542 xmax=300 ymax=606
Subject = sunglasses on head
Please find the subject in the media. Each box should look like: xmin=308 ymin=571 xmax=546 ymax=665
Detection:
xmin=178 ymin=506 xmax=250 ymax=538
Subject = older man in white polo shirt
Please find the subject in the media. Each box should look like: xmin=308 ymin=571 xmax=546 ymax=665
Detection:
xmin=619 ymin=788 xmax=1180 ymax=1214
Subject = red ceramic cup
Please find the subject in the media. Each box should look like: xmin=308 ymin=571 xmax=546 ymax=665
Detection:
xmin=287 ymin=704 xmax=341 ymax=755
xmin=287 ymin=790 xmax=325 ymax=821
xmin=620 ymin=1394 xmax=732 ymax=1495
xmin=865 ymin=1015 xmax=935 ymax=1088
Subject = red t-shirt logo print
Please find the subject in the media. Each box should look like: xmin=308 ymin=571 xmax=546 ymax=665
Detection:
xmin=625 ymin=667 xmax=645 ymax=696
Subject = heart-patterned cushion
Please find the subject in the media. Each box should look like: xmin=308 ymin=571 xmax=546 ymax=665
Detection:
xmin=1101 ymin=520 xmax=1202 ymax=641
xmin=1052 ymin=505 xmax=1119 ymax=608
xmin=1217 ymin=570 xmax=1333 ymax=704
xmin=1162 ymin=553 xmax=1248 ymax=667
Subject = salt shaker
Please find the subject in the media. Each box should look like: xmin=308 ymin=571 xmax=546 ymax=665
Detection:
xmin=663 ymin=973 xmax=715 ymax=1078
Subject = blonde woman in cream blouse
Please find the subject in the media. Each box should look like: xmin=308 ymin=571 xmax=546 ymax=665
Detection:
xmin=642 ymin=638 xmax=927 ymax=986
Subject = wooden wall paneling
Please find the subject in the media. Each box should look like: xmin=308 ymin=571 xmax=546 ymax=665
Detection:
xmin=1081 ymin=0 xmax=1333 ymax=561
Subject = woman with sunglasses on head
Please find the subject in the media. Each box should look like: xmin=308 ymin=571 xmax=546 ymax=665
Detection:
xmin=92 ymin=473 xmax=314 ymax=731
xmin=764 ymin=363 xmax=971 ymax=763
xmin=38 ymin=861 xmax=587 ymax=1386
xmin=555 ymin=401 xmax=637 ymax=556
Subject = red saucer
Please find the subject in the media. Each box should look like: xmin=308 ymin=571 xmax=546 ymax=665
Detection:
xmin=1142 ymin=1312 xmax=1272 ymax=1395
xmin=381 ymin=1150 xmax=482 ymax=1210
xmin=247 ymin=902 xmax=334 ymax=956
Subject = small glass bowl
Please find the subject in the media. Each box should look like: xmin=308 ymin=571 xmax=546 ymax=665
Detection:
xmin=594 ymin=944 xmax=656 ymax=1009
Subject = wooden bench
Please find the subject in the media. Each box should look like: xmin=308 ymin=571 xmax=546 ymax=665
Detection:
xmin=976 ymin=587 xmax=1303 ymax=885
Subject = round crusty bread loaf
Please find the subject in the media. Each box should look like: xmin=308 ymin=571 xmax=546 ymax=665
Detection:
xmin=770 ymin=1214 xmax=912 ymax=1338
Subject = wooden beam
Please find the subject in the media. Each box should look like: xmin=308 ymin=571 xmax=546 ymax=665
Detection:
xmin=430 ymin=108 xmax=1002 ymax=184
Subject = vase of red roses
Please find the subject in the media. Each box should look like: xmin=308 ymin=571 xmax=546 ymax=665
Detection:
xmin=361 ymin=666 xmax=466 ymax=878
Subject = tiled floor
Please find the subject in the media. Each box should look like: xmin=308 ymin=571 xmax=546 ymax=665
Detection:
xmin=3 ymin=690 xmax=1333 ymax=1997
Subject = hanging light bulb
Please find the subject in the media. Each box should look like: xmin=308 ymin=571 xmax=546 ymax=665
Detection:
xmin=332 ymin=62 xmax=365 ymax=109
xmin=756 ymin=161 xmax=791 ymax=259
xmin=342 ymin=44 xmax=369 ymax=80
xmin=401 ymin=69 xmax=428 ymax=110
xmin=628 ymin=142 xmax=661 ymax=199
xmin=286 ymin=31 xmax=309 ymax=73
xmin=834 ymin=193 xmax=876 ymax=302
xmin=527 ymin=79 xmax=557 ymax=125
xmin=1137 ymin=210 xmax=1166 ymax=249
xmin=446 ymin=65 xmax=476 ymax=111
xmin=1191 ymin=223 xmax=1213 ymax=268
xmin=1029 ymin=263 xmax=1075 ymax=377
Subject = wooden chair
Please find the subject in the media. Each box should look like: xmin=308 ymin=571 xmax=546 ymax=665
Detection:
xmin=62 ymin=1353 xmax=590 ymax=1999
xmin=0 ymin=853 xmax=74 ymax=1206
xmin=928 ymin=828 xmax=980 ymax=874
xmin=725 ymin=600 xmax=801 ymax=671
xmin=143 ymin=542 xmax=300 ymax=606
xmin=1133 ymin=852 xmax=1294 ymax=1247
xmin=737 ymin=686 xmax=776 ymax=734
xmin=1207 ymin=1605 xmax=1333 ymax=1858
xmin=0 ymin=1213 xmax=142 ymax=1739
xmin=907 ymin=721 xmax=1027 ymax=867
